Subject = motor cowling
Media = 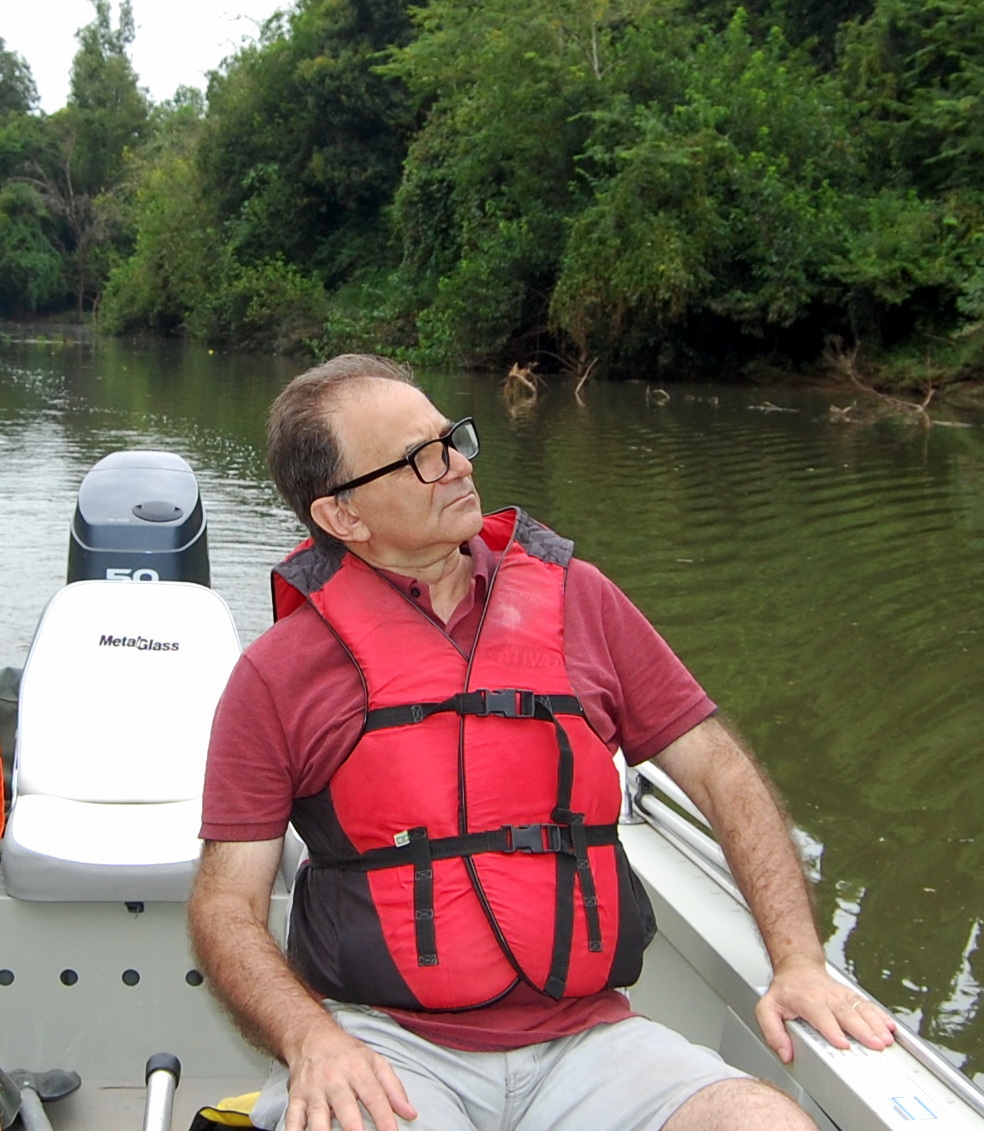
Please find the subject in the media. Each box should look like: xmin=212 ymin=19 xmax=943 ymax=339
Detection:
xmin=67 ymin=451 xmax=210 ymax=586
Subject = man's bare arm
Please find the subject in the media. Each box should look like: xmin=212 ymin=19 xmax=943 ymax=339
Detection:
xmin=655 ymin=716 xmax=896 ymax=1063
xmin=188 ymin=839 xmax=416 ymax=1131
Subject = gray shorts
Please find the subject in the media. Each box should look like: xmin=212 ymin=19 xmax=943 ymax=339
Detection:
xmin=252 ymin=1000 xmax=749 ymax=1131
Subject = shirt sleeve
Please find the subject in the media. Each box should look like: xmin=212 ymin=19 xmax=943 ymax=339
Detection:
xmin=564 ymin=558 xmax=716 ymax=764
xmin=199 ymin=604 xmax=368 ymax=842
xmin=199 ymin=651 xmax=296 ymax=842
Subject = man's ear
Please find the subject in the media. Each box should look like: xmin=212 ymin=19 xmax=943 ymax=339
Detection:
xmin=309 ymin=495 xmax=370 ymax=545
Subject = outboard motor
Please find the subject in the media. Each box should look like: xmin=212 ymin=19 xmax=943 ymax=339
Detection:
xmin=67 ymin=451 xmax=210 ymax=586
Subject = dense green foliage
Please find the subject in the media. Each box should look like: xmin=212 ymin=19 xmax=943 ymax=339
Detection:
xmin=6 ymin=0 xmax=984 ymax=382
xmin=0 ymin=38 xmax=38 ymax=116
xmin=0 ymin=1 xmax=148 ymax=319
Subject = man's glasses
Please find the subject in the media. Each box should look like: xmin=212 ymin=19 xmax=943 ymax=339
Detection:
xmin=327 ymin=418 xmax=480 ymax=496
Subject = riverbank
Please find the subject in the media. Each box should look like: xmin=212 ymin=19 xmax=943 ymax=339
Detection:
xmin=6 ymin=315 xmax=984 ymax=419
xmin=749 ymin=332 xmax=984 ymax=417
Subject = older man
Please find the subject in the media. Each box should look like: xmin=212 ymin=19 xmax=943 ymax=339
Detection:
xmin=188 ymin=354 xmax=895 ymax=1131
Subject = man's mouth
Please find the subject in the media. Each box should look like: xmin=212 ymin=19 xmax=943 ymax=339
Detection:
xmin=446 ymin=488 xmax=478 ymax=507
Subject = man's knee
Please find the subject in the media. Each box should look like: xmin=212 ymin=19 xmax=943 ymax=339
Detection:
xmin=663 ymin=1077 xmax=817 ymax=1131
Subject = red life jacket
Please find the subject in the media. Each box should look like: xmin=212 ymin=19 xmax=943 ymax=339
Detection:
xmin=275 ymin=508 xmax=655 ymax=1010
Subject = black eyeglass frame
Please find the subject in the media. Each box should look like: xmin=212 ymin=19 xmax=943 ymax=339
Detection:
xmin=326 ymin=417 xmax=479 ymax=496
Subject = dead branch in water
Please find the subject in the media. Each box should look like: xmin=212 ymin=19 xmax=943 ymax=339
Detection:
xmin=502 ymin=362 xmax=544 ymax=418
xmin=503 ymin=362 xmax=541 ymax=396
xmin=822 ymin=334 xmax=861 ymax=383
xmin=573 ymin=355 xmax=598 ymax=404
xmin=822 ymin=335 xmax=936 ymax=424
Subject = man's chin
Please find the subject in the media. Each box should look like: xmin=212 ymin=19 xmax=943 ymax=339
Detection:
xmin=450 ymin=493 xmax=485 ymax=537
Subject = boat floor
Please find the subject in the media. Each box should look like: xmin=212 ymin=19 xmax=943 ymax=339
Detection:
xmin=0 ymin=881 xmax=279 ymax=1130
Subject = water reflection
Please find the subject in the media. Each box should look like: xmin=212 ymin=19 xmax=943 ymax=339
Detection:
xmin=1 ymin=337 xmax=983 ymax=1081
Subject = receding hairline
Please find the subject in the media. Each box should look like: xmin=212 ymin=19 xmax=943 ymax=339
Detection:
xmin=323 ymin=371 xmax=422 ymax=409
xmin=269 ymin=354 xmax=416 ymax=420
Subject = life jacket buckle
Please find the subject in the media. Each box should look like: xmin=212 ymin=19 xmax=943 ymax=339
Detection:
xmin=503 ymin=823 xmax=562 ymax=854
xmin=477 ymin=688 xmax=536 ymax=718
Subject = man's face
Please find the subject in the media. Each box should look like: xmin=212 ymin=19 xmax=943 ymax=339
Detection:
xmin=327 ymin=380 xmax=485 ymax=562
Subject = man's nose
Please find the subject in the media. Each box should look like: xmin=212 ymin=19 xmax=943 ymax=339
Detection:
xmin=447 ymin=446 xmax=473 ymax=476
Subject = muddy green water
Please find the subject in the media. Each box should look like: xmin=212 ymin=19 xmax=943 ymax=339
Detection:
xmin=2 ymin=333 xmax=982 ymax=1083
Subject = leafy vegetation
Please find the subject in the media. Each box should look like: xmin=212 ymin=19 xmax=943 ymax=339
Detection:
xmin=6 ymin=0 xmax=984 ymax=384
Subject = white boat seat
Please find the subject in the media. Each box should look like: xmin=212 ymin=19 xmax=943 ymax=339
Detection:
xmin=279 ymin=825 xmax=308 ymax=891
xmin=1 ymin=796 xmax=204 ymax=900
xmin=1 ymin=580 xmax=241 ymax=901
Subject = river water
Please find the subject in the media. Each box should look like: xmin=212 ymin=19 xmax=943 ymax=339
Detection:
xmin=2 ymin=331 xmax=983 ymax=1084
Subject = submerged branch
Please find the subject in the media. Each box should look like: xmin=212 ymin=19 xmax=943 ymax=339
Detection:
xmin=823 ymin=336 xmax=937 ymax=425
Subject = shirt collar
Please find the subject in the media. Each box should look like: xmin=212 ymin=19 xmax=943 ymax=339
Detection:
xmin=376 ymin=536 xmax=493 ymax=618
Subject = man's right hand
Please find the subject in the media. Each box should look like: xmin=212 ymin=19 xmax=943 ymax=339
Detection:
xmin=284 ymin=1022 xmax=418 ymax=1131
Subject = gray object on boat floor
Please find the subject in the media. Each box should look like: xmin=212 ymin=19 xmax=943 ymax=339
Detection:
xmin=0 ymin=1068 xmax=19 ymax=1130
xmin=0 ymin=1069 xmax=81 ymax=1131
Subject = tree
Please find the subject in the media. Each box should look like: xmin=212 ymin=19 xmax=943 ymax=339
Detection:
xmin=780 ymin=0 xmax=875 ymax=59
xmin=680 ymin=0 xmax=876 ymax=64
xmin=840 ymin=0 xmax=984 ymax=195
xmin=100 ymin=97 xmax=217 ymax=335
xmin=388 ymin=0 xmax=679 ymax=365
xmin=68 ymin=0 xmax=149 ymax=193
xmin=81 ymin=0 xmax=984 ymax=376
xmin=827 ymin=0 xmax=984 ymax=354
xmin=0 ymin=180 xmax=63 ymax=315
xmin=0 ymin=38 xmax=38 ymax=116
xmin=386 ymin=4 xmax=863 ymax=372
xmin=8 ymin=0 xmax=152 ymax=321
xmin=198 ymin=0 xmax=417 ymax=280
xmin=103 ymin=86 xmax=328 ymax=351
xmin=0 ymin=64 xmax=65 ymax=316
xmin=564 ymin=16 xmax=870 ymax=371
xmin=18 ymin=118 xmax=123 ymax=322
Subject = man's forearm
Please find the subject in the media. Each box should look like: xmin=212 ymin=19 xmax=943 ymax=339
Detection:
xmin=657 ymin=717 xmax=824 ymax=970
xmin=189 ymin=888 xmax=335 ymax=1060
xmin=188 ymin=841 xmax=419 ymax=1131
xmin=187 ymin=840 xmax=347 ymax=1064
xmin=705 ymin=747 xmax=824 ymax=970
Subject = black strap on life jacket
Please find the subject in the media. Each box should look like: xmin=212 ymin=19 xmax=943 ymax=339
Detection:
xmin=361 ymin=688 xmax=584 ymax=731
xmin=407 ymin=826 xmax=437 ymax=967
xmin=311 ymin=688 xmax=609 ymax=996
xmin=537 ymin=692 xmax=603 ymax=997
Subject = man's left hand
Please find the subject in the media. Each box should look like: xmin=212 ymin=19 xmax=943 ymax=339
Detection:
xmin=756 ymin=956 xmax=897 ymax=1064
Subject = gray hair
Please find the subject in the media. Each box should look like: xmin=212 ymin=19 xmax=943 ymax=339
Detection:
xmin=267 ymin=354 xmax=416 ymax=546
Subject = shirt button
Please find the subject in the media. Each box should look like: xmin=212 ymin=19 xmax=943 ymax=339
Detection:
xmin=410 ymin=586 xmax=421 ymax=598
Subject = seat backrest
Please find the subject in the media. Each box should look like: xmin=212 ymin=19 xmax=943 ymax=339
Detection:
xmin=14 ymin=581 xmax=241 ymax=803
